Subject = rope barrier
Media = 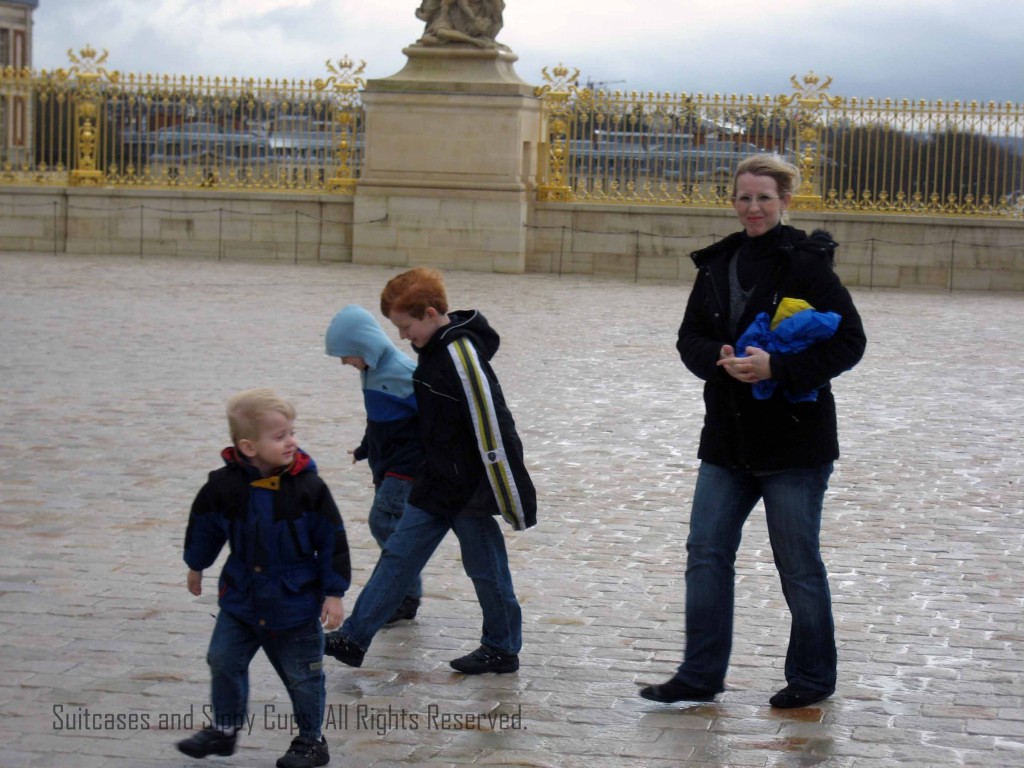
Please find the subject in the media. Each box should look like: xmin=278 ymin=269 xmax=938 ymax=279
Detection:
xmin=521 ymin=222 xmax=1024 ymax=292
xmin=523 ymin=222 xmax=1024 ymax=251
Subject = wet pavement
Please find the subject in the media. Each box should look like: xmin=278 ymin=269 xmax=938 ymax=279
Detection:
xmin=0 ymin=251 xmax=1022 ymax=768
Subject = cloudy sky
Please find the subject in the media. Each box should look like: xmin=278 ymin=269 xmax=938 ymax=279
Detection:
xmin=30 ymin=0 xmax=1024 ymax=104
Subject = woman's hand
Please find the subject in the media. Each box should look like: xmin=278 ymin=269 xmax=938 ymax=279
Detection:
xmin=717 ymin=346 xmax=772 ymax=384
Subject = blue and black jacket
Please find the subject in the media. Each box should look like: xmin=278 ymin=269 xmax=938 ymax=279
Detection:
xmin=325 ymin=305 xmax=421 ymax=486
xmin=183 ymin=448 xmax=351 ymax=631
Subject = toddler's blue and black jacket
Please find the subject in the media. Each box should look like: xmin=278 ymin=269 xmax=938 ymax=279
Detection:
xmin=183 ymin=448 xmax=351 ymax=631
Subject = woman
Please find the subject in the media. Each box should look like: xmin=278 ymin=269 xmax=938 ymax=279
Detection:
xmin=641 ymin=154 xmax=866 ymax=708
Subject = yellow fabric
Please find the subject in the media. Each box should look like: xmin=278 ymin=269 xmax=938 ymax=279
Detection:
xmin=771 ymin=297 xmax=814 ymax=330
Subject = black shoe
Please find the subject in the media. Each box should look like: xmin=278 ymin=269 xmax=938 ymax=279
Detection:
xmin=323 ymin=632 xmax=364 ymax=667
xmin=276 ymin=735 xmax=329 ymax=768
xmin=769 ymin=684 xmax=833 ymax=709
xmin=450 ymin=645 xmax=519 ymax=674
xmin=176 ymin=726 xmax=237 ymax=758
xmin=639 ymin=677 xmax=717 ymax=703
xmin=384 ymin=596 xmax=420 ymax=625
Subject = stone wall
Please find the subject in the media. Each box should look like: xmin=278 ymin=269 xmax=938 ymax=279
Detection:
xmin=0 ymin=186 xmax=355 ymax=263
xmin=526 ymin=203 xmax=1024 ymax=291
xmin=3 ymin=184 xmax=1023 ymax=290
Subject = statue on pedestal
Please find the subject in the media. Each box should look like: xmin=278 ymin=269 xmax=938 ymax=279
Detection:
xmin=415 ymin=0 xmax=506 ymax=48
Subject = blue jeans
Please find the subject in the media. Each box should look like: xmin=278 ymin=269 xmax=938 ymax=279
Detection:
xmin=207 ymin=612 xmax=325 ymax=740
xmin=367 ymin=476 xmax=421 ymax=601
xmin=675 ymin=461 xmax=836 ymax=694
xmin=341 ymin=503 xmax=522 ymax=654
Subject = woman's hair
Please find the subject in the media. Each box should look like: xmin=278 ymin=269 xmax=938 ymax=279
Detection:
xmin=380 ymin=267 xmax=448 ymax=319
xmin=733 ymin=153 xmax=801 ymax=199
xmin=226 ymin=388 xmax=296 ymax=446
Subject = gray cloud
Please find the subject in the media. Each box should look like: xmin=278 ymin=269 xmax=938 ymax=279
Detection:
xmin=30 ymin=0 xmax=1024 ymax=104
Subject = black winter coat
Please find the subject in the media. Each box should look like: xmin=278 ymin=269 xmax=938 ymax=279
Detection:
xmin=677 ymin=226 xmax=866 ymax=471
xmin=408 ymin=310 xmax=537 ymax=530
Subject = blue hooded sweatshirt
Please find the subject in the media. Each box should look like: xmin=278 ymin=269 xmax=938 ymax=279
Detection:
xmin=325 ymin=305 xmax=421 ymax=485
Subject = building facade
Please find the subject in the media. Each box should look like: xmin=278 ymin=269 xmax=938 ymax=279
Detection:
xmin=0 ymin=0 xmax=36 ymax=167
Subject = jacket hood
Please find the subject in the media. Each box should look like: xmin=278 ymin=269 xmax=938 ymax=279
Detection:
xmin=433 ymin=309 xmax=500 ymax=361
xmin=326 ymin=305 xmax=399 ymax=366
xmin=803 ymin=229 xmax=838 ymax=266
xmin=325 ymin=305 xmax=417 ymax=398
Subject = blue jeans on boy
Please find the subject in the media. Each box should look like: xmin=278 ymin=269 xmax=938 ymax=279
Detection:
xmin=207 ymin=612 xmax=325 ymax=740
xmin=341 ymin=503 xmax=522 ymax=654
xmin=675 ymin=461 xmax=836 ymax=695
xmin=367 ymin=476 xmax=422 ymax=601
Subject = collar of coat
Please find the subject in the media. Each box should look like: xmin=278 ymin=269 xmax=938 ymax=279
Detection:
xmin=690 ymin=226 xmax=837 ymax=268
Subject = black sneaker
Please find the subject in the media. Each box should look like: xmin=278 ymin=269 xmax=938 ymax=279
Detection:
xmin=450 ymin=645 xmax=519 ymax=674
xmin=384 ymin=596 xmax=420 ymax=625
xmin=323 ymin=631 xmax=365 ymax=667
xmin=176 ymin=726 xmax=237 ymax=758
xmin=276 ymin=735 xmax=329 ymax=768
xmin=769 ymin=684 xmax=834 ymax=709
xmin=639 ymin=677 xmax=717 ymax=703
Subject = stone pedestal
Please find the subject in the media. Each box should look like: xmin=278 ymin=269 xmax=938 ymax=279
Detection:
xmin=352 ymin=45 xmax=541 ymax=273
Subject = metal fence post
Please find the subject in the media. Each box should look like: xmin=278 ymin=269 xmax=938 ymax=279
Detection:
xmin=535 ymin=64 xmax=579 ymax=203
xmin=322 ymin=56 xmax=365 ymax=194
xmin=67 ymin=46 xmax=111 ymax=187
xmin=779 ymin=72 xmax=841 ymax=211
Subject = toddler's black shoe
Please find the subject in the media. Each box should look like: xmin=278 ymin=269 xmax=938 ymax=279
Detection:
xmin=639 ymin=677 xmax=718 ymax=703
xmin=449 ymin=644 xmax=519 ymax=674
xmin=176 ymin=726 xmax=237 ymax=758
xmin=385 ymin=596 xmax=420 ymax=625
xmin=769 ymin=684 xmax=833 ymax=709
xmin=276 ymin=735 xmax=329 ymax=768
xmin=324 ymin=631 xmax=365 ymax=667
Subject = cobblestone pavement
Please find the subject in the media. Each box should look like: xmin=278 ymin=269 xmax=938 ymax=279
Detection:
xmin=0 ymin=252 xmax=1022 ymax=768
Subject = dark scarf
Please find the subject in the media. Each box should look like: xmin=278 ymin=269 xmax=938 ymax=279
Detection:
xmin=728 ymin=224 xmax=782 ymax=335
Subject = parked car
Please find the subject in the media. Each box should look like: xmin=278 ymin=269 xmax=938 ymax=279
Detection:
xmin=569 ymin=138 xmax=649 ymax=179
xmin=147 ymin=122 xmax=270 ymax=167
xmin=659 ymin=148 xmax=751 ymax=182
xmin=566 ymin=133 xmax=768 ymax=184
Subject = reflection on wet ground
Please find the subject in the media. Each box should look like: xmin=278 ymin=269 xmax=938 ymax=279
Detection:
xmin=0 ymin=254 xmax=1021 ymax=767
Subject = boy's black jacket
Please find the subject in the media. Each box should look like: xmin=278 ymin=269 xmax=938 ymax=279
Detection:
xmin=409 ymin=309 xmax=537 ymax=530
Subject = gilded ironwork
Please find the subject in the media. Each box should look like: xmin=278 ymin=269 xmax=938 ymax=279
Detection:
xmin=66 ymin=45 xmax=115 ymax=186
xmin=318 ymin=56 xmax=366 ymax=194
xmin=535 ymin=64 xmax=580 ymax=203
xmin=0 ymin=46 xmax=367 ymax=193
xmin=777 ymin=71 xmax=843 ymax=209
xmin=533 ymin=67 xmax=1023 ymax=219
xmin=2 ymin=51 xmax=1022 ymax=218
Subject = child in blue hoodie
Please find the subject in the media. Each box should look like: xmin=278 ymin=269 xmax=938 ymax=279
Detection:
xmin=325 ymin=305 xmax=424 ymax=623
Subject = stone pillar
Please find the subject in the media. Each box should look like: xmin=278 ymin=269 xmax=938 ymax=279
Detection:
xmin=352 ymin=45 xmax=541 ymax=273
